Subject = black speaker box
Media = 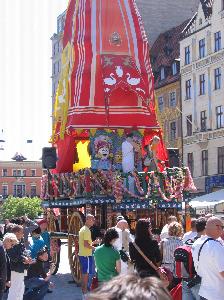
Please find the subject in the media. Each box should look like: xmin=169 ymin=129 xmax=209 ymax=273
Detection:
xmin=167 ymin=148 xmax=180 ymax=168
xmin=42 ymin=147 xmax=57 ymax=169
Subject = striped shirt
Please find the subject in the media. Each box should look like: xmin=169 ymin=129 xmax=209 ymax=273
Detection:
xmin=161 ymin=236 xmax=183 ymax=273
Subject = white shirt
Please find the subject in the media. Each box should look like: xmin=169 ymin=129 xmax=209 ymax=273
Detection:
xmin=162 ymin=236 xmax=183 ymax=273
xmin=192 ymin=235 xmax=224 ymax=300
xmin=182 ymin=231 xmax=197 ymax=243
xmin=122 ymin=140 xmax=134 ymax=172
xmin=160 ymin=224 xmax=169 ymax=240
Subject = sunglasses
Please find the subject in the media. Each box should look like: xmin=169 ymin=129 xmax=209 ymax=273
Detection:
xmin=216 ymin=224 xmax=224 ymax=229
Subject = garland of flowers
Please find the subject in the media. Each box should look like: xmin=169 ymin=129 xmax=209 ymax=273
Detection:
xmin=40 ymin=167 xmax=196 ymax=203
xmin=132 ymin=171 xmax=145 ymax=195
xmin=88 ymin=169 xmax=108 ymax=195
xmin=40 ymin=174 xmax=49 ymax=200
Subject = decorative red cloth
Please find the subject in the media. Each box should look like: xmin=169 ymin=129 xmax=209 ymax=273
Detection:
xmin=54 ymin=0 xmax=167 ymax=172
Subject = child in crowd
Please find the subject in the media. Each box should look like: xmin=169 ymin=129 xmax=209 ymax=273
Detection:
xmin=24 ymin=247 xmax=54 ymax=300
xmin=30 ymin=227 xmax=46 ymax=259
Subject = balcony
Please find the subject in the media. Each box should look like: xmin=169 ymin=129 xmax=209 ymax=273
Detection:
xmin=183 ymin=128 xmax=224 ymax=146
xmin=181 ymin=49 xmax=224 ymax=75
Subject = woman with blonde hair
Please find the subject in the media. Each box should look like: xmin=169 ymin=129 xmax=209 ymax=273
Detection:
xmin=160 ymin=221 xmax=183 ymax=274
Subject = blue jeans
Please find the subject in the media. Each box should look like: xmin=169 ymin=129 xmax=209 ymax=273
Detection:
xmin=182 ymin=281 xmax=200 ymax=300
xmin=23 ymin=278 xmax=49 ymax=300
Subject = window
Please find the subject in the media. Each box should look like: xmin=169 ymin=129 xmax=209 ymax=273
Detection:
xmin=170 ymin=121 xmax=177 ymax=140
xmin=214 ymin=31 xmax=221 ymax=52
xmin=216 ymin=106 xmax=224 ymax=129
xmin=17 ymin=170 xmax=21 ymax=177
xmin=200 ymin=111 xmax=207 ymax=131
xmin=186 ymin=115 xmax=193 ymax=136
xmin=158 ymin=96 xmax=164 ymax=112
xmin=186 ymin=79 xmax=192 ymax=99
xmin=58 ymin=61 xmax=60 ymax=73
xmin=199 ymin=38 xmax=206 ymax=59
xmin=31 ymin=169 xmax=36 ymax=177
xmin=53 ymin=43 xmax=57 ymax=56
xmin=13 ymin=170 xmax=17 ymax=177
xmin=172 ymin=62 xmax=177 ymax=75
xmin=169 ymin=92 xmax=176 ymax=107
xmin=30 ymin=185 xmax=37 ymax=197
xmin=13 ymin=184 xmax=26 ymax=198
xmin=2 ymin=185 xmax=8 ymax=197
xmin=2 ymin=169 xmax=7 ymax=177
xmin=202 ymin=150 xmax=208 ymax=176
xmin=22 ymin=170 xmax=26 ymax=177
xmin=218 ymin=147 xmax=224 ymax=174
xmin=53 ymin=62 xmax=56 ymax=75
xmin=185 ymin=46 xmax=190 ymax=65
xmin=160 ymin=67 xmax=165 ymax=80
xmin=199 ymin=74 xmax=205 ymax=95
xmin=222 ymin=0 xmax=224 ymax=10
xmin=214 ymin=67 xmax=221 ymax=90
xmin=187 ymin=153 xmax=194 ymax=176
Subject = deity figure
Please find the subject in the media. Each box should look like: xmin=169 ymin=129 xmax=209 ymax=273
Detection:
xmin=91 ymin=136 xmax=113 ymax=170
xmin=143 ymin=135 xmax=161 ymax=171
xmin=122 ymin=133 xmax=141 ymax=193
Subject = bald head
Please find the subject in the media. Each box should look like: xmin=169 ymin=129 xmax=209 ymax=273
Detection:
xmin=206 ymin=217 xmax=223 ymax=239
xmin=116 ymin=220 xmax=128 ymax=231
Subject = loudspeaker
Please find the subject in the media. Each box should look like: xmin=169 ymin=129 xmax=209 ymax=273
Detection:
xmin=42 ymin=147 xmax=57 ymax=169
xmin=167 ymin=148 xmax=180 ymax=168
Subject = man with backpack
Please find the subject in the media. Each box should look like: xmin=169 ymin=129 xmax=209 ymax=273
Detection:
xmin=174 ymin=217 xmax=206 ymax=300
xmin=192 ymin=217 xmax=224 ymax=300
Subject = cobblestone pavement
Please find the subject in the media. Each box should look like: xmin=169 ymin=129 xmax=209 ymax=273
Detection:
xmin=45 ymin=243 xmax=82 ymax=300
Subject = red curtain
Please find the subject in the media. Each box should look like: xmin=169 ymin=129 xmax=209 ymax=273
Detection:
xmin=55 ymin=134 xmax=75 ymax=173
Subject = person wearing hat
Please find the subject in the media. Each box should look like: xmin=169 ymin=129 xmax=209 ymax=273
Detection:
xmin=113 ymin=219 xmax=132 ymax=274
xmin=116 ymin=215 xmax=124 ymax=222
xmin=24 ymin=247 xmax=54 ymax=300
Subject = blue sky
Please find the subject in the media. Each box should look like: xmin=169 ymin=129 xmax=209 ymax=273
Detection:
xmin=0 ymin=0 xmax=67 ymax=161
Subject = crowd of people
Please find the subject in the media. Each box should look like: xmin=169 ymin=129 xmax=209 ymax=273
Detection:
xmin=0 ymin=212 xmax=223 ymax=300
xmin=0 ymin=216 xmax=53 ymax=300
xmin=78 ymin=214 xmax=224 ymax=300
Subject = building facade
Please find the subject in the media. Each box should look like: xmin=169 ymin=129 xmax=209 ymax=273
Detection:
xmin=51 ymin=10 xmax=66 ymax=105
xmin=180 ymin=0 xmax=224 ymax=192
xmin=151 ymin=21 xmax=189 ymax=163
xmin=0 ymin=159 xmax=42 ymax=198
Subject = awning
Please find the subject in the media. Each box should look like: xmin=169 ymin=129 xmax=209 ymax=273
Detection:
xmin=190 ymin=189 xmax=224 ymax=208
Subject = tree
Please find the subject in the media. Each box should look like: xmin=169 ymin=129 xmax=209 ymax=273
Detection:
xmin=1 ymin=196 xmax=43 ymax=220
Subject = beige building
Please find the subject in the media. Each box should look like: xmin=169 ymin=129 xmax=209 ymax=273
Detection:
xmin=151 ymin=21 xmax=190 ymax=164
xmin=180 ymin=0 xmax=224 ymax=192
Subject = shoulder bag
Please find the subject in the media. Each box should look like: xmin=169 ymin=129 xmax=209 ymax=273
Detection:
xmin=132 ymin=242 xmax=172 ymax=287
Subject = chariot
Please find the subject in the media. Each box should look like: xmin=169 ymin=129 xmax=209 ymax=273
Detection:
xmin=40 ymin=0 xmax=196 ymax=283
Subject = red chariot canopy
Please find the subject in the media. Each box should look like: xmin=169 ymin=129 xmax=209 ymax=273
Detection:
xmin=53 ymin=0 xmax=166 ymax=172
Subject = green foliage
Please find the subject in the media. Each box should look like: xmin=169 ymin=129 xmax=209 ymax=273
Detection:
xmin=1 ymin=196 xmax=43 ymax=220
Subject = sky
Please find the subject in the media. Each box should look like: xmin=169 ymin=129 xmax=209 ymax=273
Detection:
xmin=0 ymin=0 xmax=68 ymax=161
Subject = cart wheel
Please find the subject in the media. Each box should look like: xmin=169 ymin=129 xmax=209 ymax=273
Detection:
xmin=68 ymin=211 xmax=84 ymax=284
xmin=47 ymin=210 xmax=61 ymax=275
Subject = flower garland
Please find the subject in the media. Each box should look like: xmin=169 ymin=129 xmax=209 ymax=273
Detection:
xmin=40 ymin=167 xmax=196 ymax=204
